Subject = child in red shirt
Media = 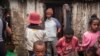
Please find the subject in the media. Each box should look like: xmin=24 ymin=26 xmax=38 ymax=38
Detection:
xmin=56 ymin=28 xmax=79 ymax=56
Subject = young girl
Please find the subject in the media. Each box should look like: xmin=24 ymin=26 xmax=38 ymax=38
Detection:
xmin=56 ymin=28 xmax=79 ymax=56
xmin=81 ymin=14 xmax=100 ymax=55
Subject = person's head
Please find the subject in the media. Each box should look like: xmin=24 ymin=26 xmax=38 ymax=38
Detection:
xmin=64 ymin=28 xmax=74 ymax=43
xmin=86 ymin=47 xmax=97 ymax=56
xmin=28 ymin=12 xmax=42 ymax=25
xmin=88 ymin=14 xmax=100 ymax=32
xmin=33 ymin=40 xmax=46 ymax=56
xmin=46 ymin=8 xmax=53 ymax=19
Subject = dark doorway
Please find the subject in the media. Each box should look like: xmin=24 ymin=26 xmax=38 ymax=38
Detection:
xmin=44 ymin=0 xmax=73 ymax=39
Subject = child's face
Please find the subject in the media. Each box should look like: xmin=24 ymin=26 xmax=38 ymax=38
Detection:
xmin=46 ymin=13 xmax=52 ymax=18
xmin=91 ymin=20 xmax=99 ymax=32
xmin=34 ymin=45 xmax=46 ymax=56
xmin=65 ymin=35 xmax=73 ymax=43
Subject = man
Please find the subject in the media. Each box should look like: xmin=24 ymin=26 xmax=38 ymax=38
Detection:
xmin=45 ymin=8 xmax=61 ymax=56
xmin=0 ymin=6 xmax=12 ymax=56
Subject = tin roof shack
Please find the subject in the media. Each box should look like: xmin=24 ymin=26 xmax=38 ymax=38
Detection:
xmin=5 ymin=0 xmax=100 ymax=56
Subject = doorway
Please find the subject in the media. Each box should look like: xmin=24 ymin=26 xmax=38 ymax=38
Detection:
xmin=44 ymin=0 xmax=73 ymax=38
xmin=44 ymin=2 xmax=65 ymax=38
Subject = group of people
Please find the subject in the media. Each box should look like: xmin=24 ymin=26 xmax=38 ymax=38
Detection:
xmin=26 ymin=8 xmax=61 ymax=56
xmin=25 ymin=7 xmax=100 ymax=56
xmin=0 ymin=6 xmax=100 ymax=56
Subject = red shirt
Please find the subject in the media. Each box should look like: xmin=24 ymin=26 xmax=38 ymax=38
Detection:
xmin=56 ymin=36 xmax=78 ymax=56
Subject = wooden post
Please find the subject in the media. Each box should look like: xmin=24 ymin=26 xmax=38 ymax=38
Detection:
xmin=9 ymin=0 xmax=28 ymax=56
xmin=63 ymin=4 xmax=71 ymax=30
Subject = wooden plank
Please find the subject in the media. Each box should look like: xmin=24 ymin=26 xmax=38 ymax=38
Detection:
xmin=9 ymin=0 xmax=28 ymax=56
xmin=27 ymin=0 xmax=35 ymax=14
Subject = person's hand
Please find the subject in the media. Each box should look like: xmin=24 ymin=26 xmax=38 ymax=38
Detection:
xmin=57 ymin=28 xmax=61 ymax=33
xmin=78 ymin=46 xmax=83 ymax=51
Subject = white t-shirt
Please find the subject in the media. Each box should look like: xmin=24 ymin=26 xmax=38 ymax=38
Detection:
xmin=45 ymin=17 xmax=61 ymax=41
xmin=25 ymin=28 xmax=48 ymax=51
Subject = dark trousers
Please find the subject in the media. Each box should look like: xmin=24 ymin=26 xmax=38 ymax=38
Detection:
xmin=28 ymin=51 xmax=34 ymax=56
xmin=0 ymin=42 xmax=6 ymax=56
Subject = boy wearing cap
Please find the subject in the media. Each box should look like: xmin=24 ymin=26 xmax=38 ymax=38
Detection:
xmin=45 ymin=8 xmax=61 ymax=56
xmin=56 ymin=28 xmax=79 ymax=56
xmin=26 ymin=12 xmax=48 ymax=56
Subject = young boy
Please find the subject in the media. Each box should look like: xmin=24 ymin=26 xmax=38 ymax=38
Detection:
xmin=45 ymin=8 xmax=61 ymax=56
xmin=33 ymin=40 xmax=47 ymax=56
xmin=56 ymin=28 xmax=79 ymax=56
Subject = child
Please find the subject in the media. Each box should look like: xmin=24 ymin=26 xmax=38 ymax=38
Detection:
xmin=85 ymin=46 xmax=97 ymax=56
xmin=56 ymin=28 xmax=79 ymax=56
xmin=81 ymin=14 xmax=100 ymax=53
xmin=6 ymin=43 xmax=17 ymax=56
xmin=95 ymin=36 xmax=100 ymax=56
xmin=45 ymin=8 xmax=61 ymax=56
xmin=26 ymin=12 xmax=48 ymax=56
xmin=33 ymin=40 xmax=47 ymax=56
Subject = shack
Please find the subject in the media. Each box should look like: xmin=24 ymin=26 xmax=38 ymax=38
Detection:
xmin=0 ymin=0 xmax=100 ymax=56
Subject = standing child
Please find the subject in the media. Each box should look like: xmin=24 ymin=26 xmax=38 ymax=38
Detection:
xmin=56 ymin=28 xmax=79 ymax=56
xmin=45 ymin=8 xmax=61 ymax=56
xmin=26 ymin=12 xmax=48 ymax=56
xmin=33 ymin=40 xmax=47 ymax=56
xmin=81 ymin=14 xmax=100 ymax=55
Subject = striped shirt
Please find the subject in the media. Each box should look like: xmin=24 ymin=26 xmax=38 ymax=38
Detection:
xmin=25 ymin=28 xmax=48 ymax=51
